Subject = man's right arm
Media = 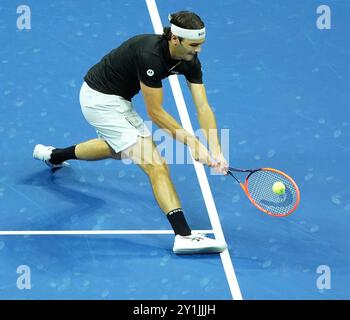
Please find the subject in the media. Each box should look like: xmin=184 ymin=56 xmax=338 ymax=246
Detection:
xmin=140 ymin=81 xmax=192 ymax=143
xmin=140 ymin=81 xmax=213 ymax=165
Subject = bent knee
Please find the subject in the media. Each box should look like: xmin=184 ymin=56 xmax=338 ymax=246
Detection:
xmin=144 ymin=158 xmax=169 ymax=176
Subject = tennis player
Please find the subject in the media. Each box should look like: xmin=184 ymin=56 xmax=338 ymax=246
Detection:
xmin=33 ymin=11 xmax=228 ymax=254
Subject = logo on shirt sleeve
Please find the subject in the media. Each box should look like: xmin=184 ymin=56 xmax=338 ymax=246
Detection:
xmin=146 ymin=69 xmax=154 ymax=77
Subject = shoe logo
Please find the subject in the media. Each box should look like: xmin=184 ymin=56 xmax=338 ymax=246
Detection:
xmin=146 ymin=69 xmax=154 ymax=77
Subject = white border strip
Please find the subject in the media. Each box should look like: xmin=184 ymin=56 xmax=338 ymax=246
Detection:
xmin=0 ymin=229 xmax=213 ymax=236
xmin=145 ymin=0 xmax=243 ymax=300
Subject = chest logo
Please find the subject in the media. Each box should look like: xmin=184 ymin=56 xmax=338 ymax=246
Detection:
xmin=146 ymin=69 xmax=154 ymax=76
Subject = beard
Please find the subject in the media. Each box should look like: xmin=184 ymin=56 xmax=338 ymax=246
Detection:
xmin=183 ymin=53 xmax=195 ymax=61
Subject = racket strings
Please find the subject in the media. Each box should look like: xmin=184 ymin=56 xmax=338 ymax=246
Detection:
xmin=246 ymin=170 xmax=298 ymax=215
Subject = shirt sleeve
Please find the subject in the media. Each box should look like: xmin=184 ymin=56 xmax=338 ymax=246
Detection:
xmin=136 ymin=51 xmax=163 ymax=88
xmin=183 ymin=56 xmax=203 ymax=84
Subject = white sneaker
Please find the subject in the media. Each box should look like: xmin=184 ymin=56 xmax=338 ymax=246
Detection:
xmin=173 ymin=232 xmax=227 ymax=254
xmin=33 ymin=144 xmax=69 ymax=168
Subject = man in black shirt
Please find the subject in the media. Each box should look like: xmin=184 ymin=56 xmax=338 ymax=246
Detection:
xmin=33 ymin=11 xmax=228 ymax=254
xmin=83 ymin=33 xmax=204 ymax=101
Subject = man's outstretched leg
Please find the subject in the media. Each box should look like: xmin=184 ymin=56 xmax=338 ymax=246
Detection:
xmin=33 ymin=139 xmax=115 ymax=167
xmin=121 ymin=136 xmax=227 ymax=254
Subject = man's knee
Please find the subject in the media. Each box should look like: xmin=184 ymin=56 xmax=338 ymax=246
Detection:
xmin=145 ymin=158 xmax=169 ymax=177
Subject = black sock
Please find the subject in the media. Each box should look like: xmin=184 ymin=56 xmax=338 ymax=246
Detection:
xmin=50 ymin=146 xmax=77 ymax=164
xmin=166 ymin=208 xmax=192 ymax=236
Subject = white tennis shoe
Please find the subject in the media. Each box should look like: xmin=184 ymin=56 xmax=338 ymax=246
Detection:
xmin=173 ymin=232 xmax=227 ymax=254
xmin=33 ymin=144 xmax=69 ymax=168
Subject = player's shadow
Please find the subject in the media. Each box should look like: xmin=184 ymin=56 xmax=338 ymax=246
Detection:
xmin=20 ymin=166 xmax=152 ymax=220
xmin=19 ymin=167 xmax=109 ymax=229
xmin=19 ymin=168 xmax=170 ymax=256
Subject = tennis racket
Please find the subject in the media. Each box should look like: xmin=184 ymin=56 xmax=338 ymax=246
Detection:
xmin=227 ymin=167 xmax=300 ymax=217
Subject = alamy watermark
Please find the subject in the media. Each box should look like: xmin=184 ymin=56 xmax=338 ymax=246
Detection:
xmin=16 ymin=265 xmax=31 ymax=290
xmin=16 ymin=4 xmax=332 ymax=31
xmin=16 ymin=5 xmax=31 ymax=30
xmin=316 ymin=265 xmax=331 ymax=290
xmin=316 ymin=5 xmax=331 ymax=30
xmin=120 ymin=122 xmax=230 ymax=172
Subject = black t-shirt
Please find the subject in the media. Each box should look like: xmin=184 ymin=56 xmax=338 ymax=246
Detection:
xmin=84 ymin=34 xmax=203 ymax=101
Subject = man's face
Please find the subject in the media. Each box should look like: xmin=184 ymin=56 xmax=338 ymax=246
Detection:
xmin=173 ymin=37 xmax=205 ymax=61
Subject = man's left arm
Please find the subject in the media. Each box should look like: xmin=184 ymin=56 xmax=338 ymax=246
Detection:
xmin=187 ymin=81 xmax=228 ymax=172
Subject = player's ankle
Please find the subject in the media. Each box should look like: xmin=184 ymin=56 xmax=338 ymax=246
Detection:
xmin=166 ymin=208 xmax=191 ymax=236
xmin=50 ymin=145 xmax=77 ymax=164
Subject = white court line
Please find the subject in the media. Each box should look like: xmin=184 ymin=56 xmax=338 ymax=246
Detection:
xmin=0 ymin=230 xmax=213 ymax=236
xmin=145 ymin=0 xmax=243 ymax=300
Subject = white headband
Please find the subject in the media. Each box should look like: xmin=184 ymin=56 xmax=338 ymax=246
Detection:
xmin=170 ymin=24 xmax=206 ymax=40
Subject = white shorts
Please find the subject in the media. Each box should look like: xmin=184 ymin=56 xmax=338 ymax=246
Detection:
xmin=79 ymin=82 xmax=151 ymax=153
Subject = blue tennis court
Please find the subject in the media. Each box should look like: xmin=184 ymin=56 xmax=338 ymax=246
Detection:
xmin=0 ymin=0 xmax=349 ymax=300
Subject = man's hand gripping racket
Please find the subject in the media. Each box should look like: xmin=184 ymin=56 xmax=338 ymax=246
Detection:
xmin=190 ymin=143 xmax=300 ymax=216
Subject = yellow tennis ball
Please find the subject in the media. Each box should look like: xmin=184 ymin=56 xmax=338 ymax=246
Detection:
xmin=272 ymin=181 xmax=286 ymax=195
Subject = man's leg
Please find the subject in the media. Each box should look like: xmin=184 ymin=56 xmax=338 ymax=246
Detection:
xmin=34 ymin=136 xmax=180 ymax=212
xmin=34 ymin=139 xmax=118 ymax=166
xmin=122 ymin=136 xmax=227 ymax=254
xmin=121 ymin=136 xmax=192 ymax=236
xmin=121 ymin=136 xmax=180 ymax=213
xmin=74 ymin=139 xmax=115 ymax=160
